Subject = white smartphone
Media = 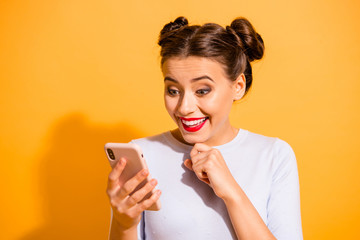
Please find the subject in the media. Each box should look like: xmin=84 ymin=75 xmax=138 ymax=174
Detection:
xmin=104 ymin=142 xmax=161 ymax=211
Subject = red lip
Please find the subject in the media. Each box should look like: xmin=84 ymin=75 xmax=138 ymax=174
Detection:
xmin=179 ymin=117 xmax=208 ymax=132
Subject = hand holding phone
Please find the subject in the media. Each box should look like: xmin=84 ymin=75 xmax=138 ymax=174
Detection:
xmin=105 ymin=143 xmax=161 ymax=211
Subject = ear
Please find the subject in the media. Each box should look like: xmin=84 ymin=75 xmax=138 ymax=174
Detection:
xmin=233 ymin=73 xmax=246 ymax=101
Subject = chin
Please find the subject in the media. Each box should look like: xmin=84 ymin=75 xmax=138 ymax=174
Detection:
xmin=180 ymin=131 xmax=208 ymax=145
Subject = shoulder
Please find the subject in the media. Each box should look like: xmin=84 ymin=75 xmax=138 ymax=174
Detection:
xmin=242 ymin=130 xmax=297 ymax=172
xmin=242 ymin=130 xmax=294 ymax=155
xmin=246 ymin=132 xmax=299 ymax=182
xmin=243 ymin=130 xmax=277 ymax=146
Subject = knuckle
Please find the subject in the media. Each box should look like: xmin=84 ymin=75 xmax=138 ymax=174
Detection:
xmin=144 ymin=187 xmax=155 ymax=197
xmin=191 ymin=164 xmax=199 ymax=171
xmin=110 ymin=199 xmax=118 ymax=208
xmin=202 ymin=161 xmax=209 ymax=168
xmin=209 ymin=153 xmax=217 ymax=161
xmin=130 ymin=191 xmax=144 ymax=203
xmin=106 ymin=188 xmax=112 ymax=197
xmin=190 ymin=156 xmax=197 ymax=163
xmin=209 ymin=149 xmax=216 ymax=155
xmin=121 ymin=184 xmax=132 ymax=194
xmin=116 ymin=206 xmax=126 ymax=214
xmin=147 ymin=180 xmax=156 ymax=190
xmin=191 ymin=147 xmax=199 ymax=155
xmin=139 ymin=200 xmax=151 ymax=211
xmin=127 ymin=195 xmax=137 ymax=205
xmin=136 ymin=170 xmax=147 ymax=180
xmin=136 ymin=175 xmax=144 ymax=182
xmin=108 ymin=174 xmax=117 ymax=182
xmin=190 ymin=150 xmax=197 ymax=157
xmin=139 ymin=194 xmax=157 ymax=210
xmin=204 ymin=161 xmax=213 ymax=169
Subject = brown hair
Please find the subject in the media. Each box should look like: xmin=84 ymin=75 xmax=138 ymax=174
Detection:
xmin=158 ymin=16 xmax=264 ymax=96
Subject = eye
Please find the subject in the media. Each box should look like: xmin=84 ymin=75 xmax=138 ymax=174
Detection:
xmin=196 ymin=88 xmax=211 ymax=96
xmin=167 ymin=88 xmax=180 ymax=96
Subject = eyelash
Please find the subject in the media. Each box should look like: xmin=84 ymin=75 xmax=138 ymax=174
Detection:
xmin=196 ymin=89 xmax=211 ymax=95
xmin=167 ymin=88 xmax=179 ymax=96
xmin=166 ymin=88 xmax=211 ymax=96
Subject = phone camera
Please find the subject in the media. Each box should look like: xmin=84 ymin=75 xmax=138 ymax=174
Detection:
xmin=107 ymin=149 xmax=115 ymax=160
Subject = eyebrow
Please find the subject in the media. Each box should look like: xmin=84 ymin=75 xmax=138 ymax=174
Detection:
xmin=164 ymin=75 xmax=214 ymax=83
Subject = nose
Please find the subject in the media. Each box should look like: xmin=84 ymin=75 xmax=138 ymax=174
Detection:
xmin=177 ymin=92 xmax=197 ymax=116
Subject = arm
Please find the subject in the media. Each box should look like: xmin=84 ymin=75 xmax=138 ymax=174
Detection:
xmin=109 ymin=217 xmax=138 ymax=240
xmin=266 ymin=140 xmax=302 ymax=239
xmin=222 ymin=184 xmax=275 ymax=240
xmin=107 ymin=158 xmax=161 ymax=240
xmin=184 ymin=143 xmax=275 ymax=240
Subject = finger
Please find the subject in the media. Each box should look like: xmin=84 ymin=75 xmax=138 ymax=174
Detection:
xmin=191 ymin=159 xmax=210 ymax=182
xmin=190 ymin=143 xmax=212 ymax=158
xmin=192 ymin=166 xmax=208 ymax=179
xmin=199 ymin=176 xmax=210 ymax=185
xmin=117 ymin=169 xmax=149 ymax=200
xmin=186 ymin=157 xmax=211 ymax=185
xmin=191 ymin=167 xmax=210 ymax=185
xmin=190 ymin=146 xmax=201 ymax=158
xmin=190 ymin=151 xmax=208 ymax=164
xmin=125 ymin=178 xmax=158 ymax=208
xmin=184 ymin=159 xmax=193 ymax=171
xmin=107 ymin=158 xmax=127 ymax=192
xmin=135 ymin=189 xmax=162 ymax=213
xmin=192 ymin=148 xmax=222 ymax=168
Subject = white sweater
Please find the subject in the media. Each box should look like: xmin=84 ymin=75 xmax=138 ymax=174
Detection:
xmin=125 ymin=129 xmax=302 ymax=239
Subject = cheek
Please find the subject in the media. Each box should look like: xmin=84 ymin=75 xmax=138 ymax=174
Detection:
xmin=200 ymin=92 xmax=233 ymax=115
xmin=164 ymin=96 xmax=177 ymax=114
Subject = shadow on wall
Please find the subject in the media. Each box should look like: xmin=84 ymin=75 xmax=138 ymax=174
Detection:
xmin=20 ymin=113 xmax=144 ymax=240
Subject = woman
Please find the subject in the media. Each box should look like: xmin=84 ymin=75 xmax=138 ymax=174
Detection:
xmin=107 ymin=16 xmax=303 ymax=240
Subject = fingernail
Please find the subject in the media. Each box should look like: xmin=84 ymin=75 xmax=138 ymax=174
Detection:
xmin=142 ymin=169 xmax=148 ymax=176
xmin=150 ymin=179 xmax=157 ymax=186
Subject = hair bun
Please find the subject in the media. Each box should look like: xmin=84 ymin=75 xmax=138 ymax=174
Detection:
xmin=229 ymin=18 xmax=264 ymax=62
xmin=158 ymin=17 xmax=188 ymax=46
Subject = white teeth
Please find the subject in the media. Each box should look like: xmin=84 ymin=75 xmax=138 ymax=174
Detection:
xmin=181 ymin=118 xmax=207 ymax=127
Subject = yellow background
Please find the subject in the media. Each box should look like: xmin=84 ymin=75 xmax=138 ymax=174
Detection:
xmin=1 ymin=0 xmax=359 ymax=239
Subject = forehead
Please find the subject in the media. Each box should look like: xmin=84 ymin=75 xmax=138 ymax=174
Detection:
xmin=162 ymin=56 xmax=228 ymax=80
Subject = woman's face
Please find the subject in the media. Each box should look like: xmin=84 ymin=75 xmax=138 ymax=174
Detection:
xmin=162 ymin=56 xmax=245 ymax=146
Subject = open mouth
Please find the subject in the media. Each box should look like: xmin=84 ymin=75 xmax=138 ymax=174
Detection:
xmin=179 ymin=117 xmax=209 ymax=132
